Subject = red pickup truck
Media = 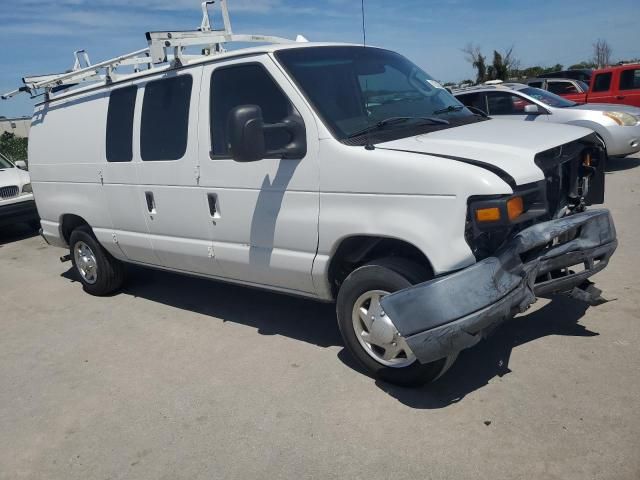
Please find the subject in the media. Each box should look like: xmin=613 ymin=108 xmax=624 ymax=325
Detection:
xmin=588 ymin=64 xmax=640 ymax=106
xmin=530 ymin=64 xmax=640 ymax=107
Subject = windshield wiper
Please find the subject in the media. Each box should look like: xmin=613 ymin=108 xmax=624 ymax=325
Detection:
xmin=347 ymin=116 xmax=449 ymax=139
xmin=433 ymin=105 xmax=465 ymax=115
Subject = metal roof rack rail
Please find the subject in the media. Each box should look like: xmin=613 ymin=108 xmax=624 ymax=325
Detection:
xmin=2 ymin=0 xmax=307 ymax=101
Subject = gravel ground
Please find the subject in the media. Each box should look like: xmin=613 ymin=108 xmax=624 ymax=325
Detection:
xmin=1 ymin=154 xmax=639 ymax=480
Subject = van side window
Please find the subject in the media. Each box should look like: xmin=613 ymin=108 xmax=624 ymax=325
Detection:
xmin=140 ymin=75 xmax=193 ymax=161
xmin=210 ymin=64 xmax=293 ymax=157
xmin=592 ymin=73 xmax=612 ymax=92
xmin=106 ymin=86 xmax=137 ymax=162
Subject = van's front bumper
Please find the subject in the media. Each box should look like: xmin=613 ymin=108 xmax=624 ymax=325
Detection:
xmin=380 ymin=209 xmax=617 ymax=364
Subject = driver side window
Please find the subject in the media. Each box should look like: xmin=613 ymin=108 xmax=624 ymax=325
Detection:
xmin=210 ymin=63 xmax=296 ymax=157
xmin=485 ymin=92 xmax=533 ymax=115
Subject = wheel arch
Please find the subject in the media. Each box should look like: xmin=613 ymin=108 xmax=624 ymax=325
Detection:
xmin=60 ymin=213 xmax=91 ymax=246
xmin=326 ymin=234 xmax=434 ymax=299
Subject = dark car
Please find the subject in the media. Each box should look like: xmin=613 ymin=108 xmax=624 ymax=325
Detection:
xmin=538 ymin=69 xmax=593 ymax=83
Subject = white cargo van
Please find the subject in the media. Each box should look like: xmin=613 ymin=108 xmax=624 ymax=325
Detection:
xmin=4 ymin=2 xmax=617 ymax=385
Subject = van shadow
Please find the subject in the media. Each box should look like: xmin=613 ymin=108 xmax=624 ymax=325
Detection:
xmin=606 ymin=156 xmax=640 ymax=172
xmin=372 ymin=296 xmax=596 ymax=409
xmin=63 ymin=265 xmax=342 ymax=349
xmin=61 ymin=265 xmax=596 ymax=406
xmin=0 ymin=223 xmax=38 ymax=246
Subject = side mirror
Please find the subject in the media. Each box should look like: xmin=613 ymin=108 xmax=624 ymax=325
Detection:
xmin=524 ymin=104 xmax=541 ymax=114
xmin=227 ymin=105 xmax=307 ymax=163
xmin=14 ymin=160 xmax=27 ymax=170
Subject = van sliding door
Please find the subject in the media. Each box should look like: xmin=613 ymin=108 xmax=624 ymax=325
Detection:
xmin=103 ymin=83 xmax=158 ymax=265
xmin=133 ymin=67 xmax=223 ymax=276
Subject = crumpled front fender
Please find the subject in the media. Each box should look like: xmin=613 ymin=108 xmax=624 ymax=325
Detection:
xmin=380 ymin=209 xmax=617 ymax=364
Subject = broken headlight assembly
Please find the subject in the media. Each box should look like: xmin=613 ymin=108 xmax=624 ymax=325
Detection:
xmin=469 ymin=182 xmax=548 ymax=231
xmin=465 ymin=182 xmax=548 ymax=259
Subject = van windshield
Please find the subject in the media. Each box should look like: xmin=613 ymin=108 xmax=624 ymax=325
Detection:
xmin=276 ymin=46 xmax=476 ymax=142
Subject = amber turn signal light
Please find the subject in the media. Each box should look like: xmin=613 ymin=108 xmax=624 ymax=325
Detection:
xmin=507 ymin=196 xmax=524 ymax=221
xmin=475 ymin=207 xmax=501 ymax=222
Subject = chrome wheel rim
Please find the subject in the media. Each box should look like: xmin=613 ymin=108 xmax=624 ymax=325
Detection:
xmin=352 ymin=289 xmax=416 ymax=368
xmin=74 ymin=241 xmax=98 ymax=284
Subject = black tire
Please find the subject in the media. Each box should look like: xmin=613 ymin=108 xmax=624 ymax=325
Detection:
xmin=337 ymin=257 xmax=448 ymax=387
xmin=28 ymin=219 xmax=41 ymax=231
xmin=69 ymin=225 xmax=125 ymax=296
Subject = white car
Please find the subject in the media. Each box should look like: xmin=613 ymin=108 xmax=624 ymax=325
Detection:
xmin=4 ymin=4 xmax=618 ymax=386
xmin=453 ymin=83 xmax=640 ymax=157
xmin=0 ymin=153 xmax=39 ymax=229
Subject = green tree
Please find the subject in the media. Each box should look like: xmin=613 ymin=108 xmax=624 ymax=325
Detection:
xmin=462 ymin=43 xmax=487 ymax=84
xmin=541 ymin=63 xmax=563 ymax=74
xmin=0 ymin=132 xmax=29 ymax=162
xmin=464 ymin=44 xmax=519 ymax=83
xmin=569 ymin=61 xmax=596 ymax=69
xmin=490 ymin=50 xmax=509 ymax=80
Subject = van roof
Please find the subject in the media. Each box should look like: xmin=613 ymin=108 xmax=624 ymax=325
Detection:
xmin=31 ymin=42 xmax=363 ymax=105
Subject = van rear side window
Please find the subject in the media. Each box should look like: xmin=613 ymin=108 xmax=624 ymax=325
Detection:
xmin=141 ymin=75 xmax=193 ymax=161
xmin=106 ymin=86 xmax=137 ymax=162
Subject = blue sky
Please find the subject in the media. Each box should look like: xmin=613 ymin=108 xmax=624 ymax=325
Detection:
xmin=1 ymin=0 xmax=638 ymax=118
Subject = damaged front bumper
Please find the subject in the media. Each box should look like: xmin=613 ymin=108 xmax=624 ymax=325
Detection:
xmin=380 ymin=209 xmax=617 ymax=364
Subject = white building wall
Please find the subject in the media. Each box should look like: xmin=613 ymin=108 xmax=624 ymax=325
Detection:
xmin=0 ymin=117 xmax=31 ymax=137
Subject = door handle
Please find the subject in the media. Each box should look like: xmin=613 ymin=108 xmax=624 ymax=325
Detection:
xmin=145 ymin=191 xmax=156 ymax=214
xmin=207 ymin=193 xmax=220 ymax=219
xmin=616 ymin=95 xmax=625 ymax=100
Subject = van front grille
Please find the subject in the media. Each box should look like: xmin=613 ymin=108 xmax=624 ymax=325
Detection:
xmin=0 ymin=186 xmax=19 ymax=199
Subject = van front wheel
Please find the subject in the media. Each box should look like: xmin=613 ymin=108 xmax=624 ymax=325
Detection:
xmin=336 ymin=258 xmax=453 ymax=387
xmin=69 ymin=226 xmax=125 ymax=296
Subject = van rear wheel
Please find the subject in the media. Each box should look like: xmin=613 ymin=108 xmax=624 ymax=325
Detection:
xmin=336 ymin=257 xmax=455 ymax=387
xmin=69 ymin=226 xmax=125 ymax=296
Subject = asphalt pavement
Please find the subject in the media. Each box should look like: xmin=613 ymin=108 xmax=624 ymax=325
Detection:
xmin=1 ymin=154 xmax=639 ymax=480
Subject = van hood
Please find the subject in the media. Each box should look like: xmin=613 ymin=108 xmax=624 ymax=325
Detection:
xmin=376 ymin=119 xmax=593 ymax=185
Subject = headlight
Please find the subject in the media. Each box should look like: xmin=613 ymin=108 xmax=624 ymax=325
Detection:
xmin=603 ymin=111 xmax=637 ymax=126
xmin=473 ymin=195 xmax=524 ymax=224
xmin=22 ymin=183 xmax=32 ymax=193
xmin=468 ymin=182 xmax=548 ymax=233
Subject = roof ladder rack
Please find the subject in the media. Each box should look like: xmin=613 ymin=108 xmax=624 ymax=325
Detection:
xmin=2 ymin=0 xmax=307 ymax=101
xmin=145 ymin=0 xmax=303 ymax=66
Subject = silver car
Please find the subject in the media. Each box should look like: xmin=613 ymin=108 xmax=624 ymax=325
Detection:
xmin=524 ymin=77 xmax=590 ymax=97
xmin=454 ymin=83 xmax=640 ymax=157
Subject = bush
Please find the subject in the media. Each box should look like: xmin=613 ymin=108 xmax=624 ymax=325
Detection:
xmin=0 ymin=132 xmax=28 ymax=163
